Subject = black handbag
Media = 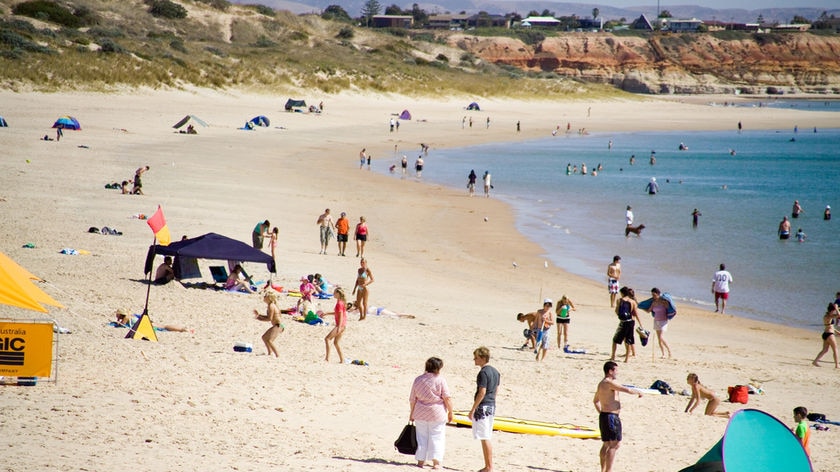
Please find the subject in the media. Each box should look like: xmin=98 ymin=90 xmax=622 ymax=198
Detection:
xmin=394 ymin=422 xmax=418 ymax=455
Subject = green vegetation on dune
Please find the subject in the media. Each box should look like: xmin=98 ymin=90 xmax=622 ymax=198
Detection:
xmin=0 ymin=0 xmax=620 ymax=97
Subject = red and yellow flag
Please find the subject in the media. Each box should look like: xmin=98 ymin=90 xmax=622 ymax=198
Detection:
xmin=147 ymin=206 xmax=171 ymax=246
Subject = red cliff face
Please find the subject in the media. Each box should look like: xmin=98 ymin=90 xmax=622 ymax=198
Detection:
xmin=449 ymin=33 xmax=840 ymax=94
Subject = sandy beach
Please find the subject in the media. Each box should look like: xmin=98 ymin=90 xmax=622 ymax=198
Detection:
xmin=1 ymin=89 xmax=838 ymax=472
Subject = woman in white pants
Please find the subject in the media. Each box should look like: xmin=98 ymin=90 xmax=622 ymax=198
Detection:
xmin=409 ymin=357 xmax=453 ymax=469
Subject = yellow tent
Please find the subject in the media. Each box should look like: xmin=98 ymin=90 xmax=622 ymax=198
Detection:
xmin=0 ymin=252 xmax=63 ymax=312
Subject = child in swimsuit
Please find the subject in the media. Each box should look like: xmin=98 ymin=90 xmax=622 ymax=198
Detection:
xmin=685 ymin=373 xmax=729 ymax=417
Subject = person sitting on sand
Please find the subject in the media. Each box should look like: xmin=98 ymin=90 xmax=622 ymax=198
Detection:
xmin=253 ymin=291 xmax=283 ymax=357
xmin=225 ymin=264 xmax=254 ymax=293
xmin=154 ymin=256 xmax=175 ymax=285
xmin=121 ymin=180 xmax=132 ymax=194
xmin=685 ymin=373 xmax=730 ymax=418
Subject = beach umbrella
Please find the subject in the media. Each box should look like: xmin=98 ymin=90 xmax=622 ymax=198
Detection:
xmin=52 ymin=116 xmax=81 ymax=130
xmin=0 ymin=251 xmax=64 ymax=313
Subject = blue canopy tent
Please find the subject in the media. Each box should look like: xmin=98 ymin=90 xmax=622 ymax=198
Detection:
xmin=0 ymin=116 xmax=8 ymax=127
xmin=679 ymin=409 xmax=812 ymax=472
xmin=53 ymin=116 xmax=81 ymax=130
xmin=144 ymin=233 xmax=276 ymax=279
xmin=249 ymin=116 xmax=270 ymax=127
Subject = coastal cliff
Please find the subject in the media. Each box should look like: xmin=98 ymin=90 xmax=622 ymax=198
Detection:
xmin=450 ymin=33 xmax=840 ymax=95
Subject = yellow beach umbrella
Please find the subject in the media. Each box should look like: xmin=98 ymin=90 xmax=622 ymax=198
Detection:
xmin=0 ymin=252 xmax=63 ymax=312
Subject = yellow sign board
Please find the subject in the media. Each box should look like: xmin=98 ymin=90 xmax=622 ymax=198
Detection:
xmin=0 ymin=321 xmax=54 ymax=378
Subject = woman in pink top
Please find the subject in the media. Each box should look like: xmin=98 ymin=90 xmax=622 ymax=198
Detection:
xmin=321 ymin=287 xmax=347 ymax=364
xmin=648 ymin=288 xmax=672 ymax=358
xmin=409 ymin=357 xmax=453 ymax=470
xmin=354 ymin=216 xmax=368 ymax=258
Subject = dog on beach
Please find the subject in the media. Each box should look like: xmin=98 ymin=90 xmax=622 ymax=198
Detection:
xmin=625 ymin=224 xmax=646 ymax=237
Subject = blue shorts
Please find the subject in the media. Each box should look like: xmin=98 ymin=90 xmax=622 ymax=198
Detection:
xmin=599 ymin=412 xmax=622 ymax=442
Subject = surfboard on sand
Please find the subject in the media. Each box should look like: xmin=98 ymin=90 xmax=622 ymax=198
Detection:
xmin=451 ymin=411 xmax=600 ymax=439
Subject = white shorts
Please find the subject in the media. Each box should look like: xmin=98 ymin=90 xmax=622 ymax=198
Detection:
xmin=472 ymin=415 xmax=494 ymax=440
xmin=654 ymin=319 xmax=669 ymax=331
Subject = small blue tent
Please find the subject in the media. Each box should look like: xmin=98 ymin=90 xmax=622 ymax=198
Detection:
xmin=53 ymin=116 xmax=81 ymax=130
xmin=466 ymin=102 xmax=480 ymax=111
xmin=679 ymin=409 xmax=812 ymax=472
xmin=0 ymin=116 xmax=8 ymax=127
xmin=249 ymin=116 xmax=270 ymax=127
xmin=399 ymin=109 xmax=411 ymax=120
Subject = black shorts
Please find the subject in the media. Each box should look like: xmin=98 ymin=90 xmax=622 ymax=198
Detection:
xmin=337 ymin=234 xmax=348 ymax=242
xmin=556 ymin=318 xmax=570 ymax=324
xmin=356 ymin=234 xmax=367 ymax=241
xmin=613 ymin=320 xmax=635 ymax=345
xmin=599 ymin=412 xmax=622 ymax=442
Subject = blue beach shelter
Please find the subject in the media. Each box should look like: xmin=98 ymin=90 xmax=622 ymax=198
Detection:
xmin=679 ymin=409 xmax=812 ymax=472
xmin=53 ymin=116 xmax=81 ymax=130
xmin=0 ymin=116 xmax=8 ymax=127
xmin=249 ymin=115 xmax=270 ymax=127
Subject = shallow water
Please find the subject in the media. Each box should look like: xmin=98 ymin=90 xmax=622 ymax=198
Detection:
xmin=390 ymin=126 xmax=840 ymax=329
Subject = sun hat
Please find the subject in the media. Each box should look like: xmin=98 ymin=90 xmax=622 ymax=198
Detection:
xmin=543 ymin=298 xmax=553 ymax=305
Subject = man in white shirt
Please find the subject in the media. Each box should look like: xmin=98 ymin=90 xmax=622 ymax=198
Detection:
xmin=625 ymin=206 xmax=633 ymax=227
xmin=712 ymin=263 xmax=733 ymax=314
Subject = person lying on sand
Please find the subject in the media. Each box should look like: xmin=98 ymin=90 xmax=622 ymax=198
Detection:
xmin=113 ymin=308 xmax=192 ymax=332
xmin=345 ymin=301 xmax=414 ymax=319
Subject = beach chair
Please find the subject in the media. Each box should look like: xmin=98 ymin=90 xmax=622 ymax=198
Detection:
xmin=209 ymin=266 xmax=229 ymax=287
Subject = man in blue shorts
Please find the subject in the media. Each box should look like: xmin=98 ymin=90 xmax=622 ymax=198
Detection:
xmin=594 ymin=361 xmax=642 ymax=472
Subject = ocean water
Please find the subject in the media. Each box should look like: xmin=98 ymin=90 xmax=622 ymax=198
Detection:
xmin=393 ymin=127 xmax=840 ymax=330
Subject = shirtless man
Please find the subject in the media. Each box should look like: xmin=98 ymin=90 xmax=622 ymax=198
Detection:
xmin=792 ymin=200 xmax=803 ymax=219
xmin=593 ymin=361 xmax=642 ymax=472
xmin=778 ymin=216 xmax=791 ymax=240
xmin=607 ymin=256 xmax=622 ymax=308
xmin=316 ymin=208 xmax=335 ymax=255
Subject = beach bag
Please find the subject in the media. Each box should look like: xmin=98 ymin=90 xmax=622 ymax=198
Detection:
xmin=727 ymin=385 xmax=749 ymax=404
xmin=394 ymin=422 xmax=417 ymax=455
xmin=650 ymin=380 xmax=675 ymax=395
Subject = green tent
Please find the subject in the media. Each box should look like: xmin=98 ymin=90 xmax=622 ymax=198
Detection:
xmin=679 ymin=409 xmax=812 ymax=472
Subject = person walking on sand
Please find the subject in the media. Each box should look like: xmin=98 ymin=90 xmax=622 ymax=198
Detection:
xmin=712 ymin=264 xmax=733 ymax=314
xmin=483 ymin=171 xmax=492 ymax=198
xmin=316 ymin=208 xmax=335 ymax=255
xmin=813 ymin=302 xmax=839 ymax=368
xmin=607 ymin=255 xmax=622 ymax=308
xmin=254 ymin=291 xmax=284 ymax=358
xmin=409 ymin=357 xmax=454 ymax=470
xmin=354 ymin=216 xmax=368 ymax=258
xmin=359 ymin=148 xmax=366 ymax=169
xmin=335 ymin=212 xmax=349 ymax=256
xmin=639 ymin=288 xmax=673 ymax=358
xmin=625 ymin=206 xmax=633 ymax=228
xmin=469 ymin=346 xmax=500 ymax=472
xmin=610 ymin=287 xmax=642 ymax=363
xmin=352 ymin=258 xmax=373 ymax=320
xmin=467 ymin=170 xmax=477 ymax=196
xmin=534 ymin=299 xmax=554 ymax=361
xmin=321 ymin=287 xmax=347 ymax=364
xmin=252 ymin=220 xmax=270 ymax=249
xmin=594 ymin=361 xmax=642 ymax=472
xmin=684 ymin=373 xmax=730 ymax=417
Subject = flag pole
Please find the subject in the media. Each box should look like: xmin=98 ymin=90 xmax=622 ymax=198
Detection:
xmin=143 ymin=236 xmax=157 ymax=316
